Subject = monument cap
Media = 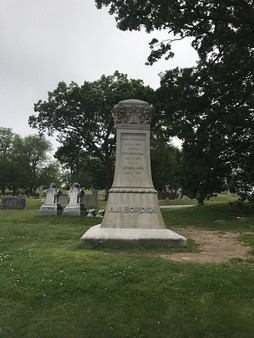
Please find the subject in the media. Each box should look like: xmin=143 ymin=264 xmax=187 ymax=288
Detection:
xmin=113 ymin=99 xmax=153 ymax=126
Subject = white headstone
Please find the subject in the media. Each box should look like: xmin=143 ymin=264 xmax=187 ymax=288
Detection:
xmin=38 ymin=183 xmax=62 ymax=216
xmin=63 ymin=183 xmax=86 ymax=216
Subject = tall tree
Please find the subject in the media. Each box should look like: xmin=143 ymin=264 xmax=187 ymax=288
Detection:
xmin=29 ymin=71 xmax=154 ymax=197
xmin=38 ymin=162 xmax=62 ymax=190
xmin=151 ymin=134 xmax=182 ymax=195
xmin=10 ymin=135 xmax=54 ymax=194
xmin=0 ymin=128 xmax=16 ymax=194
xmin=95 ymin=1 xmax=253 ymax=67
xmin=0 ymin=130 xmax=57 ymax=195
xmin=95 ymin=1 xmax=254 ymax=203
xmin=156 ymin=63 xmax=253 ymax=203
xmin=0 ymin=127 xmax=14 ymax=158
xmin=155 ymin=67 xmax=229 ymax=204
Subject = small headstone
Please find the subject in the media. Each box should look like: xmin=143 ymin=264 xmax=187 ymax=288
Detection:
xmin=81 ymin=190 xmax=98 ymax=209
xmin=63 ymin=183 xmax=86 ymax=216
xmin=2 ymin=196 xmax=26 ymax=210
xmin=96 ymin=209 xmax=105 ymax=218
xmin=87 ymin=209 xmax=96 ymax=217
xmin=38 ymin=183 xmax=62 ymax=216
xmin=58 ymin=195 xmax=69 ymax=209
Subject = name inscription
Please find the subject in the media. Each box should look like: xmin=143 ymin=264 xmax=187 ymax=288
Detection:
xmin=120 ymin=133 xmax=146 ymax=176
xmin=109 ymin=206 xmax=157 ymax=214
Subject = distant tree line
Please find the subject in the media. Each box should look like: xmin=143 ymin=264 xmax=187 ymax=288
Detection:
xmin=0 ymin=128 xmax=60 ymax=196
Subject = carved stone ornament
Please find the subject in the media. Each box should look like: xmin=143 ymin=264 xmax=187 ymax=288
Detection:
xmin=109 ymin=187 xmax=157 ymax=194
xmin=113 ymin=99 xmax=153 ymax=126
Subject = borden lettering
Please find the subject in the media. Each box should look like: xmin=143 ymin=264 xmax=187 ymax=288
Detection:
xmin=109 ymin=206 xmax=157 ymax=214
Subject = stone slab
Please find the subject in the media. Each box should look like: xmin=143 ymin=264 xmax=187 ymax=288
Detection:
xmin=38 ymin=205 xmax=62 ymax=216
xmin=2 ymin=196 xmax=26 ymax=210
xmin=80 ymin=224 xmax=187 ymax=248
xmin=63 ymin=207 xmax=86 ymax=216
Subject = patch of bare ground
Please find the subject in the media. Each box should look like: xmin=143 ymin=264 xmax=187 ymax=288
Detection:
xmin=160 ymin=228 xmax=253 ymax=263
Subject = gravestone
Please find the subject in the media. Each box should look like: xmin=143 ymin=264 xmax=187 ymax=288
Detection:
xmin=81 ymin=190 xmax=98 ymax=209
xmin=96 ymin=209 xmax=105 ymax=218
xmin=58 ymin=195 xmax=69 ymax=209
xmin=80 ymin=99 xmax=187 ymax=247
xmin=38 ymin=183 xmax=62 ymax=216
xmin=63 ymin=183 xmax=86 ymax=216
xmin=1 ymin=196 xmax=26 ymax=209
xmin=87 ymin=209 xmax=96 ymax=217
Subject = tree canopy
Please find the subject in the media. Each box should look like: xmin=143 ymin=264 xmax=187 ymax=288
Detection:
xmin=11 ymin=134 xmax=53 ymax=194
xmin=151 ymin=136 xmax=182 ymax=195
xmin=95 ymin=1 xmax=254 ymax=203
xmin=0 ymin=128 xmax=59 ymax=195
xmin=95 ymin=1 xmax=253 ymax=64
xmin=29 ymin=71 xmax=155 ymax=194
xmin=155 ymin=65 xmax=253 ymax=203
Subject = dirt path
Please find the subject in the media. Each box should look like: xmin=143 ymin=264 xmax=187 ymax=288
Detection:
xmin=160 ymin=228 xmax=253 ymax=263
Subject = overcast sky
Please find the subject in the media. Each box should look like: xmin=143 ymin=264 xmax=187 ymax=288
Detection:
xmin=0 ymin=0 xmax=198 ymax=145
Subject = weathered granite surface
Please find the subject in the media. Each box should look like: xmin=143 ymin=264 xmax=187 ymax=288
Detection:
xmin=80 ymin=99 xmax=187 ymax=247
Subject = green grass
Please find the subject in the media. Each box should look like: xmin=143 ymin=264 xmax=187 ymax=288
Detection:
xmin=0 ymin=197 xmax=254 ymax=337
xmin=163 ymin=203 xmax=254 ymax=231
xmin=158 ymin=193 xmax=239 ymax=206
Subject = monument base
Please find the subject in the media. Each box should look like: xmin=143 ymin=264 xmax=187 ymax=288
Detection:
xmin=38 ymin=204 xmax=62 ymax=216
xmin=62 ymin=205 xmax=86 ymax=216
xmin=80 ymin=224 xmax=187 ymax=248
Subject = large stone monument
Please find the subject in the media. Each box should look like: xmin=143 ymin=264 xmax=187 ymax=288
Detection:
xmin=80 ymin=99 xmax=187 ymax=247
xmin=63 ymin=183 xmax=86 ymax=216
xmin=38 ymin=183 xmax=62 ymax=216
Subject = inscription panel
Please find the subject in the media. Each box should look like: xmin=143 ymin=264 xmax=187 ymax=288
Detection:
xmin=120 ymin=133 xmax=146 ymax=179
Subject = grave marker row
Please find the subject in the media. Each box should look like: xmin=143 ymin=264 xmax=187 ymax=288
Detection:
xmin=38 ymin=183 xmax=98 ymax=216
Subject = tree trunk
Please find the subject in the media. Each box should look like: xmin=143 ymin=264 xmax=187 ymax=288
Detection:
xmin=104 ymin=185 xmax=109 ymax=201
xmin=104 ymin=153 xmax=114 ymax=201
xmin=197 ymin=196 xmax=205 ymax=206
xmin=1 ymin=184 xmax=5 ymax=195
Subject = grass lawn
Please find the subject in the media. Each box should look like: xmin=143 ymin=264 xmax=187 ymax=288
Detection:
xmin=0 ymin=197 xmax=254 ymax=338
xmin=158 ymin=193 xmax=239 ymax=206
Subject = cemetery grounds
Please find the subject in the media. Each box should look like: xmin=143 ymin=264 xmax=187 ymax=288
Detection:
xmin=0 ymin=194 xmax=253 ymax=337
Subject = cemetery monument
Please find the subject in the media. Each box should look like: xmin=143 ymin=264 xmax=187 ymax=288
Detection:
xmin=63 ymin=182 xmax=86 ymax=216
xmin=38 ymin=183 xmax=62 ymax=216
xmin=80 ymin=99 xmax=187 ymax=247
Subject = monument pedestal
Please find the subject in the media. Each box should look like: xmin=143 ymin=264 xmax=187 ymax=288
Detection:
xmin=80 ymin=99 xmax=187 ymax=248
xmin=80 ymin=224 xmax=186 ymax=248
xmin=38 ymin=204 xmax=62 ymax=216
xmin=101 ymin=189 xmax=164 ymax=229
xmin=63 ymin=205 xmax=86 ymax=216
